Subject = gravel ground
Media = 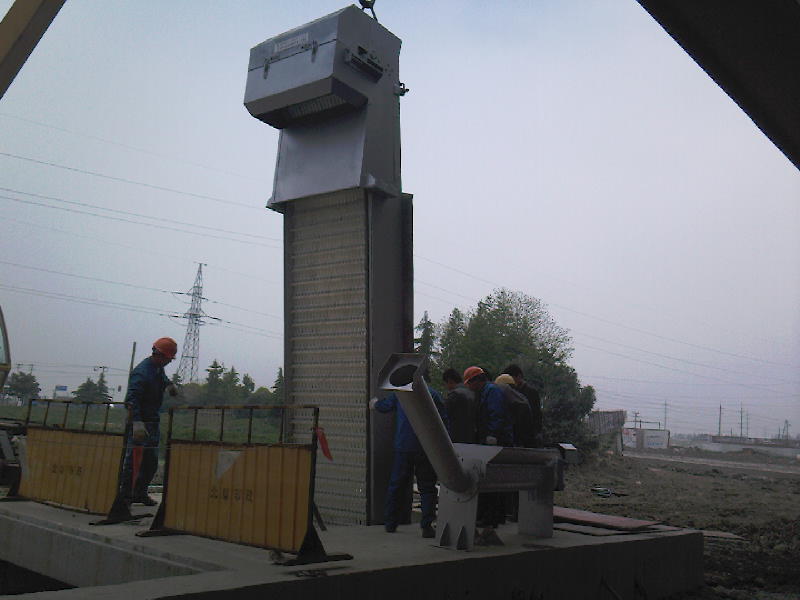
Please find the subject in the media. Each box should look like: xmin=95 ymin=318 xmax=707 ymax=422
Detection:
xmin=558 ymin=449 xmax=800 ymax=599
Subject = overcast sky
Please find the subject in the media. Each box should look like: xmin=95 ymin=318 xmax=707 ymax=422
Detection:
xmin=1 ymin=1 xmax=797 ymax=437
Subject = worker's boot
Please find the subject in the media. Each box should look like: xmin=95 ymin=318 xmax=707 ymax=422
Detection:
xmin=131 ymin=494 xmax=158 ymax=506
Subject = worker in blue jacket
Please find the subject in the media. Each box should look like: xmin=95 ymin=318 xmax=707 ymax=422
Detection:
xmin=370 ymin=374 xmax=448 ymax=538
xmin=120 ymin=337 xmax=179 ymax=506
xmin=464 ymin=366 xmax=513 ymax=542
xmin=464 ymin=366 xmax=513 ymax=446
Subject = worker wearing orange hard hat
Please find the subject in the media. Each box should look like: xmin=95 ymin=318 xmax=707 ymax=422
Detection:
xmin=119 ymin=337 xmax=179 ymax=507
xmin=463 ymin=366 xmax=513 ymax=447
xmin=463 ymin=366 xmax=514 ymax=542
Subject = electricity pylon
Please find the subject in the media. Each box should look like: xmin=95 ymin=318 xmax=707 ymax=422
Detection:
xmin=174 ymin=263 xmax=215 ymax=383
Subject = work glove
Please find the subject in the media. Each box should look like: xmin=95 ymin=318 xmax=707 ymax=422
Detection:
xmin=132 ymin=421 xmax=148 ymax=442
xmin=485 ymin=435 xmax=498 ymax=446
xmin=368 ymin=397 xmax=378 ymax=410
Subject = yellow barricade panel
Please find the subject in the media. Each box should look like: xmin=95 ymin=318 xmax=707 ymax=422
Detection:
xmin=19 ymin=428 xmax=123 ymax=514
xmin=164 ymin=443 xmax=312 ymax=552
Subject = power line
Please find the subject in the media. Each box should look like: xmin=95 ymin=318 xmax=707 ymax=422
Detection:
xmin=0 ymin=259 xmax=172 ymax=294
xmin=0 ymin=194 xmax=279 ymax=248
xmin=0 ymin=186 xmax=279 ymax=241
xmin=0 ymin=282 xmax=282 ymax=340
xmin=414 ymin=253 xmax=795 ymax=369
xmin=0 ymin=258 xmax=283 ymax=323
xmin=1 ymin=214 xmax=281 ymax=286
xmin=0 ymin=282 xmax=173 ymax=317
xmin=413 ymin=261 xmax=799 ymax=397
xmin=0 ymin=112 xmax=260 ymax=182
xmin=18 ymin=362 xmax=128 ymax=372
xmin=583 ymin=373 xmax=796 ymax=387
xmin=577 ymin=341 xmax=795 ymax=397
xmin=572 ymin=329 xmax=800 ymax=385
xmin=0 ymin=151 xmax=260 ymax=210
xmin=206 ymin=299 xmax=282 ymax=321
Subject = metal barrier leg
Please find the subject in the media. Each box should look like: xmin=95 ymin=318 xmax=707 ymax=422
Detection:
xmin=135 ymin=502 xmax=182 ymax=537
xmin=2 ymin=466 xmax=22 ymax=499
xmin=312 ymin=502 xmax=327 ymax=532
xmin=274 ymin=526 xmax=353 ymax=566
xmin=91 ymin=427 xmax=153 ymax=525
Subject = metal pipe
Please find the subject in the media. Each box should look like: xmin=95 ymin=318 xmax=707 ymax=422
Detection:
xmin=394 ymin=373 xmax=474 ymax=495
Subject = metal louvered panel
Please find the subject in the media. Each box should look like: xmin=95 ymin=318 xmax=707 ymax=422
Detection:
xmin=285 ymin=189 xmax=369 ymax=525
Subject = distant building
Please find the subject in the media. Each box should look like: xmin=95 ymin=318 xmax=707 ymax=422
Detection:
xmin=587 ymin=410 xmax=627 ymax=435
xmin=622 ymin=428 xmax=670 ymax=450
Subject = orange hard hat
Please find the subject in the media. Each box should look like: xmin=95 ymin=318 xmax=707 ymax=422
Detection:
xmin=152 ymin=337 xmax=178 ymax=359
xmin=463 ymin=366 xmax=484 ymax=383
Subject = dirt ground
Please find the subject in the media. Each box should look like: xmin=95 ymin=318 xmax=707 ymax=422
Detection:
xmin=558 ymin=447 xmax=800 ymax=599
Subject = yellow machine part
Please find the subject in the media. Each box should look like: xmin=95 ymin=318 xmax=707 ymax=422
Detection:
xmin=19 ymin=427 xmax=123 ymax=514
xmin=164 ymin=442 xmax=312 ymax=553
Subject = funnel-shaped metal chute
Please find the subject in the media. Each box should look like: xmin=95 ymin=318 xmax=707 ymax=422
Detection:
xmin=378 ymin=353 xmax=475 ymax=495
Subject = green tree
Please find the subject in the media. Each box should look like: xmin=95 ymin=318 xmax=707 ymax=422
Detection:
xmin=532 ymin=356 xmax=597 ymax=448
xmin=437 ymin=288 xmax=572 ymax=377
xmin=438 ymin=307 xmax=467 ymax=373
xmin=432 ymin=288 xmax=593 ymax=448
xmin=221 ymin=366 xmax=241 ymax=404
xmin=272 ymin=368 xmax=285 ymax=404
xmin=7 ymin=371 xmax=41 ymax=401
xmin=163 ymin=381 xmax=203 ymax=410
xmin=205 ymin=360 xmax=224 ymax=403
xmin=414 ymin=311 xmax=438 ymax=357
xmin=249 ymin=386 xmax=273 ymax=405
xmin=96 ymin=371 xmax=110 ymax=400
xmin=240 ymin=373 xmax=256 ymax=403
xmin=72 ymin=377 xmax=103 ymax=403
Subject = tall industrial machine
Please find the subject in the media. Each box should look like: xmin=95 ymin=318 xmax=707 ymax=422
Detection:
xmin=244 ymin=5 xmax=412 ymax=525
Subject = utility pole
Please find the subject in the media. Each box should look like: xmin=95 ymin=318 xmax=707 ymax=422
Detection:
xmin=93 ymin=365 xmax=109 ymax=399
xmin=739 ymin=404 xmax=744 ymax=438
xmin=174 ymin=263 xmax=217 ymax=383
xmin=632 ymin=411 xmax=640 ymax=429
xmin=663 ymin=400 xmax=667 ymax=431
xmin=128 ymin=341 xmax=137 ymax=374
xmin=718 ymin=404 xmax=722 ymax=436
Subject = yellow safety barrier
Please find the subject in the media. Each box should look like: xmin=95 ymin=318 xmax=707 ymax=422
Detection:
xmin=163 ymin=442 xmax=312 ymax=551
xmin=141 ymin=405 xmax=351 ymax=565
xmin=19 ymin=427 xmax=123 ymax=514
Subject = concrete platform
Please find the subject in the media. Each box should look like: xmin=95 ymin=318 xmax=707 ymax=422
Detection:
xmin=0 ymin=500 xmax=703 ymax=599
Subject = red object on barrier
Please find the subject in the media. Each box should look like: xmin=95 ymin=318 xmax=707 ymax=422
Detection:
xmin=315 ymin=427 xmax=333 ymax=461
xmin=131 ymin=446 xmax=143 ymax=492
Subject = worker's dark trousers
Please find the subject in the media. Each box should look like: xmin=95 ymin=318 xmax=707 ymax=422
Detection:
xmin=384 ymin=450 xmax=437 ymax=529
xmin=477 ymin=492 xmax=507 ymax=527
xmin=119 ymin=421 xmax=160 ymax=500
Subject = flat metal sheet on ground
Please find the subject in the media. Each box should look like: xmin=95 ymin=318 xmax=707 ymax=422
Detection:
xmin=554 ymin=523 xmax=635 ymax=536
xmin=553 ymin=506 xmax=660 ymax=531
